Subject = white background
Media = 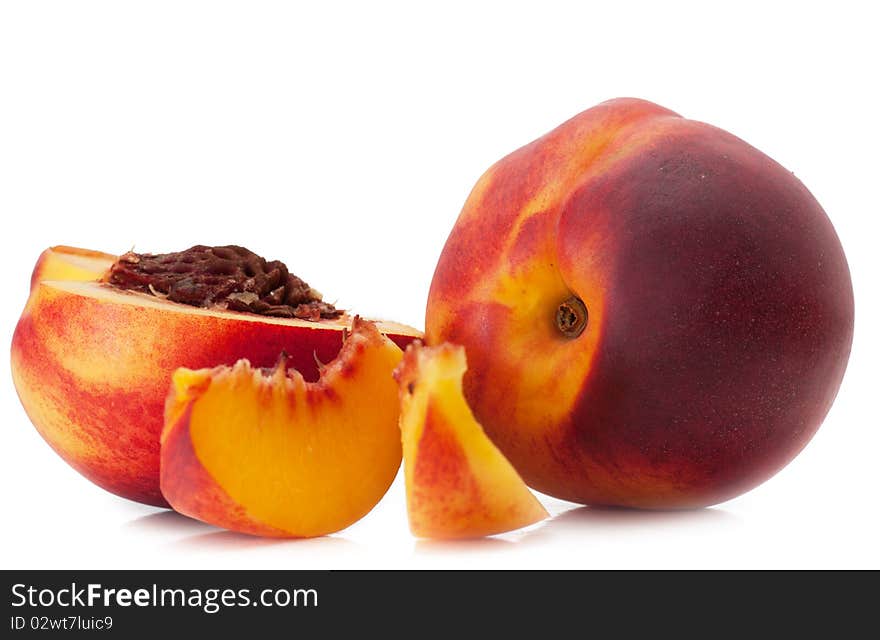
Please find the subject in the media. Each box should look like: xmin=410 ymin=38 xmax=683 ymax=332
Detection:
xmin=1 ymin=1 xmax=877 ymax=569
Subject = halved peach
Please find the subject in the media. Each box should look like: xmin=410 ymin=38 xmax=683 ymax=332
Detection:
xmin=160 ymin=318 xmax=404 ymax=537
xmin=394 ymin=342 xmax=548 ymax=539
xmin=11 ymin=245 xmax=421 ymax=507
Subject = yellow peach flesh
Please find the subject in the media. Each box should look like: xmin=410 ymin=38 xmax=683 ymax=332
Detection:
xmin=29 ymin=245 xmax=116 ymax=290
xmin=161 ymin=318 xmax=404 ymax=537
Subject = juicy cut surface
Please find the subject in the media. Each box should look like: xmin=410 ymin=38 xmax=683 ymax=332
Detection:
xmin=105 ymin=245 xmax=342 ymax=320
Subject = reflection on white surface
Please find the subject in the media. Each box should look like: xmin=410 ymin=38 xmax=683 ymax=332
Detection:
xmin=171 ymin=531 xmax=296 ymax=552
xmin=171 ymin=531 xmax=357 ymax=553
xmin=123 ymin=510 xmax=215 ymax=535
xmin=414 ymin=536 xmax=516 ymax=555
xmin=412 ymin=505 xmax=739 ymax=555
xmin=123 ymin=509 xmax=361 ymax=553
xmin=539 ymin=504 xmax=738 ymax=531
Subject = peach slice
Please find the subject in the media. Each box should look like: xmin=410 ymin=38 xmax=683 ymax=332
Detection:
xmin=394 ymin=342 xmax=548 ymax=539
xmin=160 ymin=318 xmax=404 ymax=537
xmin=11 ymin=245 xmax=421 ymax=507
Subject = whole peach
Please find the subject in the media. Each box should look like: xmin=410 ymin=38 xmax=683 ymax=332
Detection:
xmin=426 ymin=98 xmax=854 ymax=508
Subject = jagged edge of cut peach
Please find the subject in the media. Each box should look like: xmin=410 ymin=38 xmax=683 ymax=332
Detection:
xmin=164 ymin=316 xmax=389 ymax=426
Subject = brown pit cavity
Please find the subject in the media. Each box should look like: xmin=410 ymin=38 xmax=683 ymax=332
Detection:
xmin=556 ymin=296 xmax=588 ymax=338
xmin=105 ymin=245 xmax=343 ymax=321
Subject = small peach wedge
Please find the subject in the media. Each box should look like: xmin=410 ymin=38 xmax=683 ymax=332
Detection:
xmin=394 ymin=342 xmax=548 ymax=539
xmin=160 ymin=317 xmax=404 ymax=538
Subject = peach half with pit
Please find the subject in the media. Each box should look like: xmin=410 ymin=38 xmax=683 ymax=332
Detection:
xmin=11 ymin=245 xmax=421 ymax=507
xmin=427 ymin=98 xmax=854 ymax=508
xmin=161 ymin=318 xmax=404 ymax=537
xmin=394 ymin=341 xmax=548 ymax=539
